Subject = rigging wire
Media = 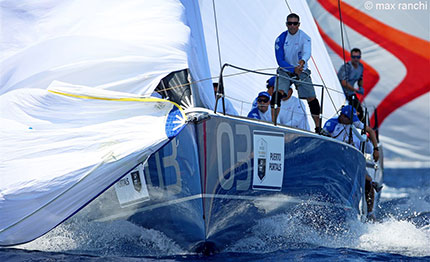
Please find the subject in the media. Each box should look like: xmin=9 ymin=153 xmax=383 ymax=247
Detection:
xmin=284 ymin=0 xmax=293 ymax=12
xmin=337 ymin=0 xmax=354 ymax=144
xmin=152 ymin=65 xmax=343 ymax=120
xmin=338 ymin=0 xmax=348 ymax=82
xmin=211 ymin=0 xmax=223 ymax=72
xmin=153 ymin=66 xmax=344 ymax=97
xmin=343 ymin=23 xmax=352 ymax=51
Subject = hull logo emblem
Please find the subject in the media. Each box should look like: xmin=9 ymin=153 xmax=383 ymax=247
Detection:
xmin=131 ymin=171 xmax=142 ymax=192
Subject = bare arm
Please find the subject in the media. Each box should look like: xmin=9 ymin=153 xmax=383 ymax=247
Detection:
xmin=295 ymin=59 xmax=305 ymax=75
xmin=356 ymin=79 xmax=364 ymax=95
xmin=341 ymin=79 xmax=357 ymax=92
xmin=365 ymin=126 xmax=379 ymax=161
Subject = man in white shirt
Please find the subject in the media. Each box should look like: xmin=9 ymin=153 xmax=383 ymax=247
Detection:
xmin=274 ymin=13 xmax=321 ymax=133
xmin=277 ymin=88 xmax=310 ymax=130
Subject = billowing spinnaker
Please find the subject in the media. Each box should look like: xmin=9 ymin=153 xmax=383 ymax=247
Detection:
xmin=0 ymin=84 xmax=186 ymax=246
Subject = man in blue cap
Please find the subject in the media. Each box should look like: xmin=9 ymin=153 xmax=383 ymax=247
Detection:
xmin=248 ymin=91 xmax=272 ymax=122
xmin=323 ymin=105 xmax=379 ymax=161
xmin=323 ymin=105 xmax=381 ymax=218
xmin=266 ymin=76 xmax=276 ymax=96
xmin=251 ymin=76 xmax=276 ymax=109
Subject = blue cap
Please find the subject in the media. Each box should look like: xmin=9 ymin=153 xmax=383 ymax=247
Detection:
xmin=258 ymin=91 xmax=271 ymax=99
xmin=341 ymin=105 xmax=359 ymax=122
xmin=266 ymin=76 xmax=276 ymax=88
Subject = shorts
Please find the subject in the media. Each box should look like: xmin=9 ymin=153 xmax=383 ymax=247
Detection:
xmin=276 ymin=67 xmax=316 ymax=99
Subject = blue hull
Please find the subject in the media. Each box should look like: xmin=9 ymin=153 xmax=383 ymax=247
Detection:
xmin=87 ymin=111 xmax=369 ymax=252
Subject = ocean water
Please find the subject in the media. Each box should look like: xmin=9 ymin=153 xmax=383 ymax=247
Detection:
xmin=1 ymin=168 xmax=429 ymax=261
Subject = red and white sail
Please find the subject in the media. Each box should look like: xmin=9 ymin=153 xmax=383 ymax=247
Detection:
xmin=308 ymin=0 xmax=430 ymax=167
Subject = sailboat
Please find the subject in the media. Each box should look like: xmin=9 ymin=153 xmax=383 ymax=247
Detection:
xmin=0 ymin=0 xmax=383 ymax=254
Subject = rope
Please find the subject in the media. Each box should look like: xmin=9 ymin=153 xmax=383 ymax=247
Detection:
xmin=310 ymin=56 xmax=339 ymax=115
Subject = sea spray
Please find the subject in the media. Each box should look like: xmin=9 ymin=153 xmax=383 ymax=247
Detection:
xmin=357 ymin=217 xmax=430 ymax=257
xmin=227 ymin=195 xmax=430 ymax=257
xmin=16 ymin=217 xmax=186 ymax=257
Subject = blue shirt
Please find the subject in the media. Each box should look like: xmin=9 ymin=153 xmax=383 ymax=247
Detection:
xmin=338 ymin=62 xmax=364 ymax=97
xmin=247 ymin=107 xmax=272 ymax=122
xmin=248 ymin=107 xmax=262 ymax=120
xmin=275 ymin=30 xmax=311 ymax=73
xmin=323 ymin=117 xmax=365 ymax=150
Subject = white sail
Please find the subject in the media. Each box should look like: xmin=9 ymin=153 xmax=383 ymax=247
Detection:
xmin=0 ymin=0 xmax=192 ymax=245
xmin=0 ymin=83 xmax=186 ymax=245
xmin=0 ymin=0 xmax=190 ymax=96
xmin=307 ymin=0 xmax=430 ymax=167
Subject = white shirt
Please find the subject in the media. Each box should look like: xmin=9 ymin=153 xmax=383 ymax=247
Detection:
xmin=278 ymin=96 xmax=310 ymax=130
xmin=259 ymin=109 xmax=272 ymax=122
xmin=330 ymin=121 xmax=364 ymax=149
xmin=283 ymin=30 xmax=311 ymax=69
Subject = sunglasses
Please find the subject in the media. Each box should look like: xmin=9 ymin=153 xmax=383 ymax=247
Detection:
xmin=258 ymin=98 xmax=269 ymax=103
xmin=351 ymin=55 xmax=361 ymax=59
xmin=287 ymin=21 xmax=299 ymax=26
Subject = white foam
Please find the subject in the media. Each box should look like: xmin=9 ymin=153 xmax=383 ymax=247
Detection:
xmin=357 ymin=218 xmax=430 ymax=257
xmin=228 ymin=209 xmax=430 ymax=257
xmin=15 ymin=218 xmax=186 ymax=256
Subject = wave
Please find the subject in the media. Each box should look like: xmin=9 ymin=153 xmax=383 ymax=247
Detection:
xmin=14 ymin=217 xmax=186 ymax=257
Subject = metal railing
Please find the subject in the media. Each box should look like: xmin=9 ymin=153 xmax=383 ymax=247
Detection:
xmin=215 ymin=63 xmax=331 ymax=130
